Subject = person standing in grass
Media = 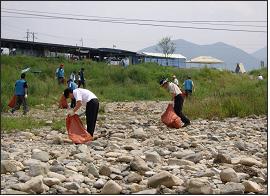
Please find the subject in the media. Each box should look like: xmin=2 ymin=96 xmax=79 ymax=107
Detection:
xmin=64 ymin=87 xmax=99 ymax=137
xmin=67 ymin=79 xmax=78 ymax=108
xmin=160 ymin=78 xmax=191 ymax=127
xmin=78 ymin=68 xmax=85 ymax=88
xmin=11 ymin=73 xmax=29 ymax=115
xmin=172 ymin=75 xmax=179 ymax=86
xmin=183 ymin=76 xmax=194 ymax=98
xmin=55 ymin=64 xmax=65 ymax=85
xmin=70 ymin=71 xmax=77 ymax=82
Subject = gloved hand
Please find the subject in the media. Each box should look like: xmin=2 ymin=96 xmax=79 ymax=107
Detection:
xmin=25 ymin=94 xmax=28 ymax=98
xmin=67 ymin=109 xmax=75 ymax=116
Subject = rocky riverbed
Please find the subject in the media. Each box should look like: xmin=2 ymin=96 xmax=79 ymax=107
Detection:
xmin=1 ymin=101 xmax=268 ymax=194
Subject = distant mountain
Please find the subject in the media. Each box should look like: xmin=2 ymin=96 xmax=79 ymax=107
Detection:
xmin=139 ymin=39 xmax=262 ymax=71
xmin=251 ymin=46 xmax=267 ymax=66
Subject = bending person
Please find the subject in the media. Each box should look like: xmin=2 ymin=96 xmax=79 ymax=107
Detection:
xmin=64 ymin=88 xmax=99 ymax=137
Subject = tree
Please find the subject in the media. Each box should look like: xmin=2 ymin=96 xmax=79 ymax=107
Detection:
xmin=156 ymin=36 xmax=176 ymax=66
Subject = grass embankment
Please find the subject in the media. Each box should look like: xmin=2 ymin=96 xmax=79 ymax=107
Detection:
xmin=1 ymin=55 xmax=267 ymax=131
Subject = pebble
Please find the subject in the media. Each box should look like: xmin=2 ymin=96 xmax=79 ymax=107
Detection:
xmin=1 ymin=101 xmax=267 ymax=194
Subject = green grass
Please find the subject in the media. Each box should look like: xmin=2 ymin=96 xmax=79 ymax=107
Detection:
xmin=1 ymin=55 xmax=267 ymax=121
xmin=2 ymin=116 xmax=47 ymax=133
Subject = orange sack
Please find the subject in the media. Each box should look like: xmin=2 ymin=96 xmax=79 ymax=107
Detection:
xmin=66 ymin=114 xmax=93 ymax=144
xmin=8 ymin=95 xmax=16 ymax=108
xmin=59 ymin=94 xmax=68 ymax=109
xmin=161 ymin=103 xmax=182 ymax=129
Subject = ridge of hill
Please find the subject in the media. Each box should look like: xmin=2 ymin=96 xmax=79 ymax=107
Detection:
xmin=139 ymin=39 xmax=263 ymax=71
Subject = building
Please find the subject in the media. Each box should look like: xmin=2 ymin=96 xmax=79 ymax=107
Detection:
xmin=142 ymin=52 xmax=186 ymax=68
xmin=1 ymin=38 xmax=143 ymax=65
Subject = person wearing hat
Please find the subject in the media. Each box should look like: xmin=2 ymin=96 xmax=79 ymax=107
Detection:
xmin=55 ymin=64 xmax=65 ymax=85
xmin=64 ymin=87 xmax=99 ymax=137
xmin=160 ymin=78 xmax=191 ymax=127
xmin=172 ymin=75 xmax=179 ymax=86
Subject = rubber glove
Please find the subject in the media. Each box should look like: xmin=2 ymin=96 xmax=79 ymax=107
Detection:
xmin=67 ymin=109 xmax=75 ymax=116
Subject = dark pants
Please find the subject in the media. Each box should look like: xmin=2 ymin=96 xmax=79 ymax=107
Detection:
xmin=70 ymin=98 xmax=76 ymax=108
xmin=58 ymin=77 xmax=64 ymax=85
xmin=174 ymin=94 xmax=190 ymax=124
xmin=86 ymin=98 xmax=99 ymax=136
xmin=185 ymin=90 xmax=192 ymax=98
xmin=12 ymin=95 xmax=28 ymax=114
xmin=78 ymin=80 xmax=85 ymax=88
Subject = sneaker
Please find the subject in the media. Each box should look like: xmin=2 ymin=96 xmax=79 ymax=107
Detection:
xmin=182 ymin=122 xmax=191 ymax=127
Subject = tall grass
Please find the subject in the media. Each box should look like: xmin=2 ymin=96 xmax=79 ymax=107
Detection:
xmin=1 ymin=55 xmax=267 ymax=119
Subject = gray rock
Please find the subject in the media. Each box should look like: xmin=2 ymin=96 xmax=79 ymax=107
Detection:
xmin=145 ymin=151 xmax=161 ymax=163
xmin=127 ymin=172 xmax=142 ymax=183
xmin=101 ymin=180 xmax=122 ymax=194
xmin=220 ymin=182 xmax=245 ymax=194
xmin=187 ymin=178 xmax=213 ymax=194
xmin=77 ymin=144 xmax=90 ymax=154
xmin=132 ymin=127 xmax=147 ymax=139
xmin=1 ymin=150 xmax=10 ymax=160
xmin=43 ymin=177 xmax=61 ymax=186
xmin=172 ymin=150 xmax=195 ymax=159
xmin=117 ymin=155 xmax=134 ymax=163
xmin=182 ymin=152 xmax=203 ymax=163
xmin=31 ymin=149 xmax=50 ymax=162
xmin=1 ymin=160 xmax=24 ymax=174
xmin=242 ymin=180 xmax=263 ymax=193
xmin=29 ymin=162 xmax=48 ymax=177
xmin=134 ymin=189 xmax=158 ymax=194
xmin=99 ymin=164 xmax=112 ymax=176
xmin=220 ymin=168 xmax=240 ymax=183
xmin=168 ymin=158 xmax=195 ymax=166
xmin=147 ymin=171 xmax=183 ymax=188
xmin=240 ymin=157 xmax=262 ymax=167
xmin=15 ymin=171 xmax=31 ymax=182
xmin=130 ymin=156 xmax=150 ymax=173
xmin=94 ymin=179 xmax=105 ymax=189
xmin=213 ymin=153 xmax=232 ymax=164
xmin=4 ymin=189 xmax=29 ymax=194
xmin=234 ymin=140 xmax=246 ymax=151
xmin=12 ymin=175 xmax=47 ymax=194
xmin=64 ymin=182 xmax=80 ymax=190
xmin=84 ymin=163 xmax=99 ymax=178
xmin=47 ymin=172 xmax=66 ymax=182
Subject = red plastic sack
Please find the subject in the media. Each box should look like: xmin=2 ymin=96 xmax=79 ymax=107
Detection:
xmin=8 ymin=95 xmax=16 ymax=108
xmin=66 ymin=114 xmax=93 ymax=144
xmin=161 ymin=104 xmax=182 ymax=129
xmin=59 ymin=94 xmax=68 ymax=109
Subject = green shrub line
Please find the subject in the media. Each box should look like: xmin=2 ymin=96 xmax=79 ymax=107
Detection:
xmin=1 ymin=55 xmax=267 ymax=121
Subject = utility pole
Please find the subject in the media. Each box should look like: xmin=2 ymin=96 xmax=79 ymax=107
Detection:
xmin=80 ymin=38 xmax=83 ymax=47
xmin=25 ymin=29 xmax=30 ymax=41
xmin=31 ymin=32 xmax=38 ymax=42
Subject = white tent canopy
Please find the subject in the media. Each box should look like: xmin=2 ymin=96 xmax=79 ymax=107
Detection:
xmin=186 ymin=56 xmax=224 ymax=64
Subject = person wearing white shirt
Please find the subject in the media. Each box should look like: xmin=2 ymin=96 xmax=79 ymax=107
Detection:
xmin=64 ymin=88 xmax=99 ymax=137
xmin=172 ymin=75 xmax=179 ymax=86
xmin=257 ymin=75 xmax=263 ymax=80
xmin=160 ymin=78 xmax=190 ymax=127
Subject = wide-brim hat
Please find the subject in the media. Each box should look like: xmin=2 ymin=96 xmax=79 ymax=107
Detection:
xmin=160 ymin=78 xmax=168 ymax=86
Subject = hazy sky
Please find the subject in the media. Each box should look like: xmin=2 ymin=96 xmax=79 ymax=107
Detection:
xmin=1 ymin=1 xmax=267 ymax=53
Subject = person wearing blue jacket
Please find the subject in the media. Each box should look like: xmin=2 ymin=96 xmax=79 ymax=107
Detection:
xmin=11 ymin=73 xmax=29 ymax=115
xmin=67 ymin=79 xmax=78 ymax=108
xmin=55 ymin=64 xmax=65 ymax=84
xmin=183 ymin=76 xmax=194 ymax=98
